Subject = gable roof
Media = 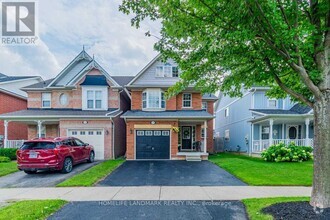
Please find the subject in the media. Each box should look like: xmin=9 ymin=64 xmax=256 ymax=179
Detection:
xmin=112 ymin=76 xmax=135 ymax=87
xmin=21 ymin=78 xmax=54 ymax=90
xmin=126 ymin=54 xmax=161 ymax=87
xmin=0 ymin=75 xmax=40 ymax=84
xmin=251 ymin=104 xmax=312 ymax=115
xmin=45 ymin=50 xmax=120 ymax=89
xmin=202 ymin=93 xmax=218 ymax=100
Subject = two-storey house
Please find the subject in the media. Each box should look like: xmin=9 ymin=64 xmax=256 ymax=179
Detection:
xmin=121 ymin=55 xmax=217 ymax=161
xmin=0 ymin=73 xmax=42 ymax=147
xmin=214 ymin=87 xmax=314 ymax=155
xmin=0 ymin=50 xmax=132 ymax=160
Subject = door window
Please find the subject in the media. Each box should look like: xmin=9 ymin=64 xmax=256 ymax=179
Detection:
xmin=288 ymin=127 xmax=297 ymax=139
xmin=182 ymin=127 xmax=190 ymax=139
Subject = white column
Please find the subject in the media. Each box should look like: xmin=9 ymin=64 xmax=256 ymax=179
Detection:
xmin=204 ymin=120 xmax=207 ymax=153
xmin=4 ymin=120 xmax=8 ymax=148
xmin=305 ymin=118 xmax=310 ymax=146
xmin=37 ymin=120 xmax=43 ymax=138
xmin=269 ymin=119 xmax=274 ymax=146
xmin=282 ymin=123 xmax=285 ymax=140
xmin=259 ymin=124 xmax=262 ymax=151
xmin=250 ymin=124 xmax=254 ymax=155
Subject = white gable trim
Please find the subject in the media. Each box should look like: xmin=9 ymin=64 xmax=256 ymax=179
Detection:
xmin=67 ymin=60 xmax=120 ymax=88
xmin=126 ymin=54 xmax=161 ymax=86
xmin=47 ymin=50 xmax=92 ymax=88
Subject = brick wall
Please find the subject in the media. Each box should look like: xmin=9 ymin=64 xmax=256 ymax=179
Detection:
xmin=126 ymin=120 xmax=179 ymax=159
xmin=27 ymin=70 xmax=120 ymax=110
xmin=131 ymin=91 xmax=142 ymax=110
xmin=0 ymin=92 xmax=28 ymax=140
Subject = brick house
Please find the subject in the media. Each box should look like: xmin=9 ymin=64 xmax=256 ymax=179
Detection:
xmin=0 ymin=50 xmax=132 ymax=160
xmin=121 ymin=55 xmax=217 ymax=161
xmin=0 ymin=73 xmax=42 ymax=147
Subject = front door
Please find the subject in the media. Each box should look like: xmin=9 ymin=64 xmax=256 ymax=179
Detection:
xmin=287 ymin=125 xmax=299 ymax=139
xmin=181 ymin=126 xmax=192 ymax=150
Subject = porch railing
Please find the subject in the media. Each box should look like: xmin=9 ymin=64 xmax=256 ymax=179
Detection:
xmin=252 ymin=138 xmax=314 ymax=153
xmin=4 ymin=140 xmax=26 ymax=148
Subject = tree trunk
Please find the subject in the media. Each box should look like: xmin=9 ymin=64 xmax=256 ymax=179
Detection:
xmin=311 ymin=92 xmax=330 ymax=208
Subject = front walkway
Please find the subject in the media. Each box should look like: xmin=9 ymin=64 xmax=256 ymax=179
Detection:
xmin=0 ymin=186 xmax=311 ymax=202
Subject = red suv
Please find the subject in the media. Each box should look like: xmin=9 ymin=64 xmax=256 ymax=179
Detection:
xmin=17 ymin=137 xmax=95 ymax=174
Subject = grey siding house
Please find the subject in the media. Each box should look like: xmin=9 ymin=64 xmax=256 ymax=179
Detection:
xmin=214 ymin=87 xmax=314 ymax=154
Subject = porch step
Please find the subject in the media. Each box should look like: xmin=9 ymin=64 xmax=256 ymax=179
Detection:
xmin=185 ymin=155 xmax=202 ymax=162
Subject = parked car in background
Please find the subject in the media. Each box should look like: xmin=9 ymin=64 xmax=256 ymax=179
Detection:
xmin=16 ymin=137 xmax=95 ymax=174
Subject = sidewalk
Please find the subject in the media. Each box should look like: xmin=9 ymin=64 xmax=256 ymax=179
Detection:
xmin=0 ymin=186 xmax=311 ymax=202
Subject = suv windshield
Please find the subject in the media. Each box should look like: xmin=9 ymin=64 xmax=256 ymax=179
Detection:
xmin=21 ymin=142 xmax=56 ymax=150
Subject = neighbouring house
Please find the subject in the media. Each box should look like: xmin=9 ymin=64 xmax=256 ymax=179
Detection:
xmin=214 ymin=86 xmax=314 ymax=155
xmin=0 ymin=50 xmax=132 ymax=160
xmin=121 ymin=55 xmax=218 ymax=161
xmin=0 ymin=73 xmax=43 ymax=147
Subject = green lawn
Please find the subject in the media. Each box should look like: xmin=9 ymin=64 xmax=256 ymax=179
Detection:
xmin=243 ymin=197 xmax=310 ymax=220
xmin=0 ymin=161 xmax=18 ymax=177
xmin=57 ymin=159 xmax=124 ymax=187
xmin=0 ymin=200 xmax=67 ymax=220
xmin=209 ymin=153 xmax=313 ymax=186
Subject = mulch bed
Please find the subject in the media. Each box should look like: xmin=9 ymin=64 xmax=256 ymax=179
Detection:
xmin=262 ymin=201 xmax=330 ymax=220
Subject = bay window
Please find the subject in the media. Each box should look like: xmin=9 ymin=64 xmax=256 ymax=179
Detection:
xmin=142 ymin=89 xmax=166 ymax=110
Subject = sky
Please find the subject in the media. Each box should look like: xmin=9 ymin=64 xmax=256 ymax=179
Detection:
xmin=0 ymin=0 xmax=161 ymax=79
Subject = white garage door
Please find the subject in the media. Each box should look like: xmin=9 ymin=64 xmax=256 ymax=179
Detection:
xmin=68 ymin=129 xmax=104 ymax=160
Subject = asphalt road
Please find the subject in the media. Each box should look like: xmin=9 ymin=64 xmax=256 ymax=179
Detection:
xmin=0 ymin=161 xmax=99 ymax=188
xmin=48 ymin=200 xmax=248 ymax=220
xmin=98 ymin=161 xmax=247 ymax=186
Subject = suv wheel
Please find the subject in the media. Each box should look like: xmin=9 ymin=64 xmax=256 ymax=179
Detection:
xmin=62 ymin=157 xmax=73 ymax=173
xmin=88 ymin=151 xmax=95 ymax=163
xmin=24 ymin=170 xmax=37 ymax=174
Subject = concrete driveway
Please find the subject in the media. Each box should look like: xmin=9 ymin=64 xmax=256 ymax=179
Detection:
xmin=98 ymin=161 xmax=246 ymax=186
xmin=49 ymin=200 xmax=247 ymax=220
xmin=0 ymin=162 xmax=99 ymax=188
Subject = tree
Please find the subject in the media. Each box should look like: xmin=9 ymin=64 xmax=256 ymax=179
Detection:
xmin=120 ymin=0 xmax=330 ymax=208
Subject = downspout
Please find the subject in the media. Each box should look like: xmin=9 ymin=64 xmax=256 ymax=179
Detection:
xmin=110 ymin=118 xmax=115 ymax=159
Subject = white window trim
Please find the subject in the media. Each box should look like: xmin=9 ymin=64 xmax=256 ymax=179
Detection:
xmin=224 ymin=107 xmax=229 ymax=117
xmin=182 ymin=93 xmax=192 ymax=108
xmin=41 ymin=92 xmax=51 ymax=108
xmin=142 ymin=88 xmax=166 ymax=111
xmin=82 ymin=86 xmax=108 ymax=110
xmin=268 ymin=98 xmax=277 ymax=108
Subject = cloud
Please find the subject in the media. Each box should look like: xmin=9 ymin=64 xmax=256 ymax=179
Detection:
xmin=0 ymin=0 xmax=161 ymax=78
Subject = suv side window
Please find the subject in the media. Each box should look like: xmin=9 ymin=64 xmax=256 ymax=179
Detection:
xmin=74 ymin=138 xmax=85 ymax=146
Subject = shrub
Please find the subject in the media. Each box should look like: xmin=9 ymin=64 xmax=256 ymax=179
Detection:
xmin=0 ymin=148 xmax=17 ymax=160
xmin=0 ymin=156 xmax=11 ymax=163
xmin=261 ymin=143 xmax=313 ymax=162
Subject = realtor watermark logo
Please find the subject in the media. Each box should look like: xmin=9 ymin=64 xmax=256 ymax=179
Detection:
xmin=1 ymin=1 xmax=38 ymax=45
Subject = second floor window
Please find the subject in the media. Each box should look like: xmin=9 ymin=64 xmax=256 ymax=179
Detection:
xmin=142 ymin=89 xmax=166 ymax=109
xmin=87 ymin=90 xmax=102 ymax=109
xmin=202 ymin=102 xmax=207 ymax=110
xmin=155 ymin=63 xmax=179 ymax=78
xmin=42 ymin=93 xmax=51 ymax=108
xmin=268 ymin=99 xmax=277 ymax=108
xmin=182 ymin=93 xmax=192 ymax=108
xmin=224 ymin=107 xmax=229 ymax=117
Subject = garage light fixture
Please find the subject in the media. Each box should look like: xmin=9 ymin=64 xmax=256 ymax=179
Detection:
xmin=151 ymin=121 xmax=156 ymax=125
xmin=82 ymin=121 xmax=88 ymax=124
